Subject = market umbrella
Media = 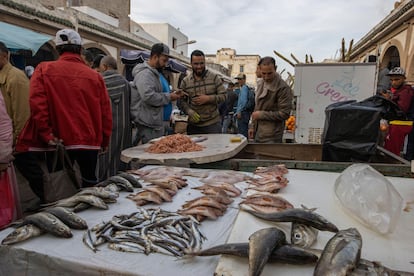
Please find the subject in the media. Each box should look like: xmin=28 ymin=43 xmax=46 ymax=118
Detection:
xmin=0 ymin=22 xmax=52 ymax=56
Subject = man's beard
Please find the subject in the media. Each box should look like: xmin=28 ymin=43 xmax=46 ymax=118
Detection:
xmin=193 ymin=68 xmax=205 ymax=77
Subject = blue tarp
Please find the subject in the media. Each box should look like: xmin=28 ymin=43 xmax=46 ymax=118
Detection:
xmin=0 ymin=22 xmax=52 ymax=56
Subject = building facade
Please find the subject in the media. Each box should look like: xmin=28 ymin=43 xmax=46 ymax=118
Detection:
xmin=206 ymin=48 xmax=260 ymax=86
xmin=350 ymin=0 xmax=414 ymax=84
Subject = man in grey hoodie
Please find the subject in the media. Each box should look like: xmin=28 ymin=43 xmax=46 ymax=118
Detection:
xmin=130 ymin=43 xmax=182 ymax=144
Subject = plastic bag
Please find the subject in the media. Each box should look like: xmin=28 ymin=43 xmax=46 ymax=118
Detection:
xmin=334 ymin=163 xmax=403 ymax=234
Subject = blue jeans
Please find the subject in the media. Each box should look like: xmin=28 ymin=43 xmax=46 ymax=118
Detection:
xmin=237 ymin=111 xmax=251 ymax=138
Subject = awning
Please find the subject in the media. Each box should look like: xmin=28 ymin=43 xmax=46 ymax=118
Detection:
xmin=0 ymin=22 xmax=52 ymax=56
xmin=120 ymin=49 xmax=187 ymax=74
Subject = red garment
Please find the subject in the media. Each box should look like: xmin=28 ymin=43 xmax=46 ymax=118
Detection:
xmin=16 ymin=52 xmax=112 ymax=152
xmin=390 ymin=84 xmax=413 ymax=114
xmin=384 ymin=124 xmax=413 ymax=156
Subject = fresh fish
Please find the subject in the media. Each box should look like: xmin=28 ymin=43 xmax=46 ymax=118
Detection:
xmin=178 ymin=206 xmax=224 ymax=220
xmin=247 ymin=182 xmax=286 ymax=193
xmin=314 ymin=227 xmax=362 ymax=276
xmin=144 ymin=186 xmax=173 ymax=202
xmin=45 ymin=206 xmax=88 ymax=229
xmin=72 ymin=202 xmax=91 ymax=213
xmin=76 ymin=187 xmax=119 ymax=200
xmin=20 ymin=212 xmax=73 ymax=238
xmin=291 ymin=222 xmax=318 ymax=248
xmin=249 ymin=227 xmax=286 ymax=276
xmin=1 ymin=224 xmax=45 ymax=245
xmin=351 ymin=259 xmax=414 ymax=276
xmin=240 ymin=194 xmax=293 ymax=209
xmin=116 ymin=172 xmax=142 ymax=188
xmin=83 ymin=229 xmax=99 ymax=253
xmin=208 ymin=182 xmax=242 ymax=197
xmin=44 ymin=194 xmax=108 ymax=210
xmin=243 ymin=208 xmax=338 ymax=232
xmin=105 ymin=175 xmax=134 ymax=192
xmin=186 ymin=243 xmax=318 ymax=264
xmin=182 ymin=197 xmax=228 ymax=211
xmin=128 ymin=191 xmax=163 ymax=205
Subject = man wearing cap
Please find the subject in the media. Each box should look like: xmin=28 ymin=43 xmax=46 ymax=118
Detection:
xmin=130 ymin=43 xmax=182 ymax=144
xmin=15 ymin=29 xmax=112 ymax=202
xmin=383 ymin=67 xmax=414 ymax=159
xmin=235 ymin=73 xmax=252 ymax=138
xmin=248 ymin=56 xmax=292 ymax=143
xmin=179 ymin=50 xmax=226 ymax=134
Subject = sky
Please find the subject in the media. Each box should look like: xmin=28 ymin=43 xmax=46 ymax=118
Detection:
xmin=130 ymin=0 xmax=396 ymax=75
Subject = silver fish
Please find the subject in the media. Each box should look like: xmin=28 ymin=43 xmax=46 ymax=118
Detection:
xmin=21 ymin=212 xmax=73 ymax=238
xmin=187 ymin=243 xmax=318 ymax=264
xmin=314 ymin=227 xmax=362 ymax=276
xmin=243 ymin=207 xmax=338 ymax=232
xmin=249 ymin=227 xmax=286 ymax=276
xmin=116 ymin=172 xmax=142 ymax=188
xmin=291 ymin=222 xmax=318 ymax=248
xmin=1 ymin=224 xmax=45 ymax=245
xmin=104 ymin=175 xmax=134 ymax=192
xmin=351 ymin=259 xmax=414 ymax=276
xmin=45 ymin=206 xmax=88 ymax=229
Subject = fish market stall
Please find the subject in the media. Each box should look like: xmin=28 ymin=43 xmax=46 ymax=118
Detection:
xmin=1 ymin=165 xmax=413 ymax=275
xmin=120 ymin=133 xmax=247 ymax=167
xmin=0 ymin=166 xmax=250 ymax=276
xmin=214 ymin=168 xmax=414 ymax=275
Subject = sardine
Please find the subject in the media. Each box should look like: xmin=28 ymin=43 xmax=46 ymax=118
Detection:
xmin=82 ymin=229 xmax=98 ymax=253
xmin=243 ymin=208 xmax=338 ymax=232
xmin=291 ymin=222 xmax=318 ymax=248
xmin=187 ymin=243 xmax=318 ymax=264
xmin=45 ymin=206 xmax=88 ymax=229
xmin=1 ymin=224 xmax=45 ymax=245
xmin=314 ymin=227 xmax=362 ymax=276
xmin=249 ymin=227 xmax=286 ymax=276
xmin=20 ymin=212 xmax=73 ymax=238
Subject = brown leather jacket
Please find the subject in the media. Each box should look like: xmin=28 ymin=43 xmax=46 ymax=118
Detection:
xmin=253 ymin=74 xmax=292 ymax=143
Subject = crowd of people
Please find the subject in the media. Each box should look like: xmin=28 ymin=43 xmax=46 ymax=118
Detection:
xmin=1 ymin=28 xmax=414 ymax=228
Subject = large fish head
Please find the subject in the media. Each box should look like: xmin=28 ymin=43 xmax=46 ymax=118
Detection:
xmin=291 ymin=223 xmax=318 ymax=248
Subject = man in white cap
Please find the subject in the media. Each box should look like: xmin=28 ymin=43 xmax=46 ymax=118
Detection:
xmin=15 ymin=29 xmax=112 ymax=204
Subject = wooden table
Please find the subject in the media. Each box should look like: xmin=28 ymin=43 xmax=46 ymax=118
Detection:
xmin=121 ymin=134 xmax=248 ymax=167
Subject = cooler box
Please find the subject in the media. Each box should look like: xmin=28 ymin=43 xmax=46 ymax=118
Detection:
xmin=384 ymin=120 xmax=413 ymax=156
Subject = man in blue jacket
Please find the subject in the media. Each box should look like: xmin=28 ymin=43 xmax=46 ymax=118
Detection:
xmin=235 ymin=73 xmax=253 ymax=138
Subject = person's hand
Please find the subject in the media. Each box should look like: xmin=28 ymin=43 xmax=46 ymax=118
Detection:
xmin=48 ymin=136 xmax=63 ymax=146
xmin=236 ymin=113 xmax=241 ymax=119
xmin=170 ymin=90 xmax=183 ymax=101
xmin=251 ymin=111 xmax=261 ymax=120
xmin=192 ymin=95 xmax=210 ymax=105
xmin=188 ymin=109 xmax=200 ymax=123
xmin=248 ymin=128 xmax=254 ymax=140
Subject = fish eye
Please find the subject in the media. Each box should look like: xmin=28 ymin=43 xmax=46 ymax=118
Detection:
xmin=294 ymin=233 xmax=302 ymax=239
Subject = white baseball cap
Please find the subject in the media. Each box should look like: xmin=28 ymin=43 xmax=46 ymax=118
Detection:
xmin=55 ymin=29 xmax=82 ymax=46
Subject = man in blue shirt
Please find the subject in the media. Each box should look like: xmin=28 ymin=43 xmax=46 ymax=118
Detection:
xmin=235 ymin=73 xmax=252 ymax=138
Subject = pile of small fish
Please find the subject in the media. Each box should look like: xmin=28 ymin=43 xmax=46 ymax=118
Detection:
xmin=126 ymin=176 xmax=187 ymax=206
xmin=83 ymin=208 xmax=206 ymax=257
xmin=2 ymin=206 xmax=88 ymax=245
